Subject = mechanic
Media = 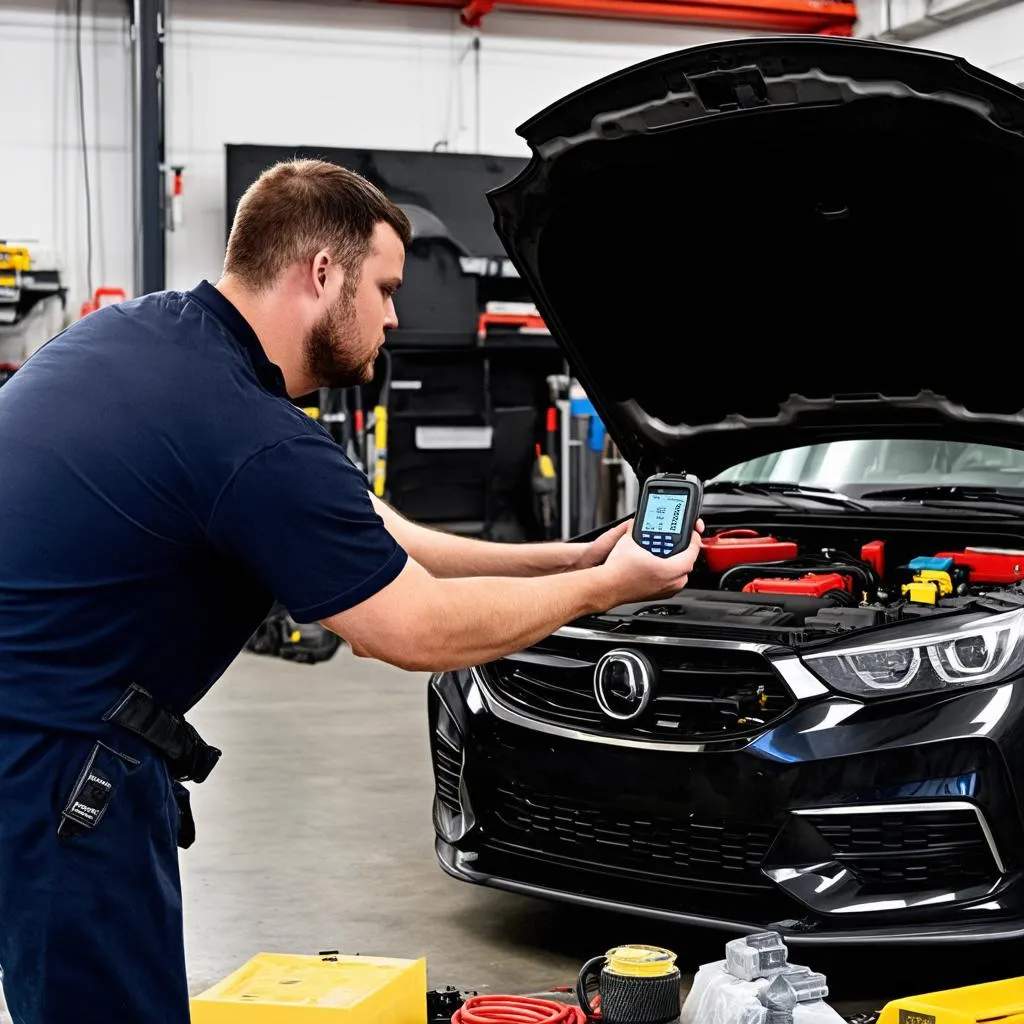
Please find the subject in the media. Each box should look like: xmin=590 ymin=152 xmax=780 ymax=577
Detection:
xmin=0 ymin=159 xmax=702 ymax=1024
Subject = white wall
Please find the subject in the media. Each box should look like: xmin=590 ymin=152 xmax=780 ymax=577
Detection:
xmin=0 ymin=0 xmax=133 ymax=313
xmin=902 ymin=2 xmax=1024 ymax=82
xmin=0 ymin=0 xmax=751 ymax=309
xmin=855 ymin=0 xmax=1024 ymax=83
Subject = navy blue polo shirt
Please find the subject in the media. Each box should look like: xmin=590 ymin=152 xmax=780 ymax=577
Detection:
xmin=0 ymin=281 xmax=407 ymax=733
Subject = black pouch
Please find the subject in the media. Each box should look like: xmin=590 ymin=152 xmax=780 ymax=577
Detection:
xmin=173 ymin=781 xmax=196 ymax=849
xmin=57 ymin=741 xmax=140 ymax=841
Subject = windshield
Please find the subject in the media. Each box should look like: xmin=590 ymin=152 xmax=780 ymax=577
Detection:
xmin=712 ymin=440 xmax=1024 ymax=492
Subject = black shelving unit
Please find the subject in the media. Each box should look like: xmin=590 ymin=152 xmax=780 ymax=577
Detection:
xmin=375 ymin=336 xmax=564 ymax=540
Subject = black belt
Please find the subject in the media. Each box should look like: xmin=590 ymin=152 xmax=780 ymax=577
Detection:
xmin=103 ymin=684 xmax=221 ymax=783
xmin=102 ymin=685 xmax=221 ymax=849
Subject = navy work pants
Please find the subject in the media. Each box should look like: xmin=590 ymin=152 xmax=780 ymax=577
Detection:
xmin=0 ymin=728 xmax=190 ymax=1023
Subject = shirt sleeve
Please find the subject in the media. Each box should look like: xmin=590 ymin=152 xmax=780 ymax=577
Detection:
xmin=207 ymin=433 xmax=408 ymax=622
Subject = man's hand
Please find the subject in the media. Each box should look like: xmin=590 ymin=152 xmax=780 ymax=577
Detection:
xmin=597 ymin=524 xmax=704 ymax=607
xmin=571 ymin=517 xmax=705 ymax=571
xmin=570 ymin=519 xmax=632 ymax=570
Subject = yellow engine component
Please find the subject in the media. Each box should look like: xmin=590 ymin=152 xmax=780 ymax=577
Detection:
xmin=878 ymin=975 xmax=1024 ymax=1023
xmin=902 ymin=569 xmax=953 ymax=605
xmin=190 ymin=952 xmax=427 ymax=1023
xmin=919 ymin=569 xmax=953 ymax=594
xmin=902 ymin=581 xmax=939 ymax=605
xmin=302 ymin=407 xmax=321 ymax=420
xmin=536 ymin=453 xmax=556 ymax=479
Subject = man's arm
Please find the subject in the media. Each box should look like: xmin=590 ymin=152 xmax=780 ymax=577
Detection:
xmin=321 ymin=526 xmax=702 ymax=672
xmin=369 ymin=493 xmax=629 ymax=578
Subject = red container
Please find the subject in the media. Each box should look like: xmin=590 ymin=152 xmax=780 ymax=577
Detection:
xmin=702 ymin=529 xmax=799 ymax=573
xmin=742 ymin=573 xmax=853 ymax=598
xmin=935 ymin=548 xmax=1024 ymax=585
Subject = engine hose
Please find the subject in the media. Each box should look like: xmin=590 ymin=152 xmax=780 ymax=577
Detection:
xmin=452 ymin=994 xmax=588 ymax=1023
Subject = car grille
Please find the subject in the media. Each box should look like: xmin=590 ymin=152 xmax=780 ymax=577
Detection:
xmin=482 ymin=782 xmax=777 ymax=890
xmin=482 ymin=632 xmax=792 ymax=741
xmin=804 ymin=807 xmax=999 ymax=894
xmin=434 ymin=743 xmax=462 ymax=817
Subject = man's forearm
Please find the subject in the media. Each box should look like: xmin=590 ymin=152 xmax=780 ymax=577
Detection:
xmin=335 ymin=559 xmax=620 ymax=672
xmin=327 ymin=527 xmax=701 ymax=673
xmin=370 ymin=493 xmax=581 ymax=577
xmin=419 ymin=570 xmax=620 ymax=667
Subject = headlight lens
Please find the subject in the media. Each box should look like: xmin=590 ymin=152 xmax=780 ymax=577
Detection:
xmin=803 ymin=609 xmax=1024 ymax=697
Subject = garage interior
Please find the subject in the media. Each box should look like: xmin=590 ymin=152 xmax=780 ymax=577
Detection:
xmin=5 ymin=0 xmax=1024 ymax=1022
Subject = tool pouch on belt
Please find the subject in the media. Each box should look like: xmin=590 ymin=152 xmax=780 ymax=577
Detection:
xmin=103 ymin=684 xmax=221 ymax=848
xmin=172 ymin=782 xmax=197 ymax=849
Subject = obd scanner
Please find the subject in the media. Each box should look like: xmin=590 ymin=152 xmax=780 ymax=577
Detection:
xmin=633 ymin=473 xmax=703 ymax=558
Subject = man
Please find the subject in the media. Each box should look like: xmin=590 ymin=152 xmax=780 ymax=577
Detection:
xmin=0 ymin=159 xmax=702 ymax=1022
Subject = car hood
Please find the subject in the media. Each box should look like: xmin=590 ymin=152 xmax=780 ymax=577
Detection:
xmin=488 ymin=36 xmax=1024 ymax=479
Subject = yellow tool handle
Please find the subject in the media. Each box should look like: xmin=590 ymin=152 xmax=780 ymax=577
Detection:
xmin=373 ymin=405 xmax=388 ymax=498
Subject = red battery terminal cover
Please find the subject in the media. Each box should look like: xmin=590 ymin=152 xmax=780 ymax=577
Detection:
xmin=703 ymin=530 xmax=799 ymax=573
xmin=860 ymin=540 xmax=886 ymax=578
xmin=743 ymin=573 xmax=854 ymax=598
xmin=934 ymin=548 xmax=1024 ymax=585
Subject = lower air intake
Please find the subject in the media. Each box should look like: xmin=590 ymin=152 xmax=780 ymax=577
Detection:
xmin=803 ymin=805 xmax=1000 ymax=894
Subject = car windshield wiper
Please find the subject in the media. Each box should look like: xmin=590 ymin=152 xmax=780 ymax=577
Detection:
xmin=704 ymin=481 xmax=869 ymax=512
xmin=859 ymin=485 xmax=1024 ymax=507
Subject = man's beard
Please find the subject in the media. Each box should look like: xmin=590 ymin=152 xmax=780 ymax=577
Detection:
xmin=304 ymin=290 xmax=377 ymax=389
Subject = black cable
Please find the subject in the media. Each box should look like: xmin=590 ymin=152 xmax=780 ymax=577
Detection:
xmin=75 ymin=0 xmax=95 ymax=299
xmin=376 ymin=346 xmax=393 ymax=405
xmin=352 ymin=385 xmax=366 ymax=469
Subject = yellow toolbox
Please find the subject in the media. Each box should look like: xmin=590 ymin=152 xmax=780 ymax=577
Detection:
xmin=878 ymin=976 xmax=1024 ymax=1023
xmin=190 ymin=951 xmax=427 ymax=1023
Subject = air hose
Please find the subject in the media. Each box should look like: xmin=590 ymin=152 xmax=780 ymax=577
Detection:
xmin=451 ymin=994 xmax=587 ymax=1023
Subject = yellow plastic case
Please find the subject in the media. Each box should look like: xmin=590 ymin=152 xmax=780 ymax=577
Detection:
xmin=190 ymin=952 xmax=428 ymax=1023
xmin=878 ymin=976 xmax=1024 ymax=1023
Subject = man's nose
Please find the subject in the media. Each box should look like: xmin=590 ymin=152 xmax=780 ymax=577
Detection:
xmin=385 ymin=298 xmax=399 ymax=330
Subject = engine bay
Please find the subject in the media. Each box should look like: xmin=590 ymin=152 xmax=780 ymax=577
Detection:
xmin=597 ymin=525 xmax=1024 ymax=645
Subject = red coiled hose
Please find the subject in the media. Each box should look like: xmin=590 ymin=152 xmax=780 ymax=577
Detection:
xmin=452 ymin=994 xmax=588 ymax=1023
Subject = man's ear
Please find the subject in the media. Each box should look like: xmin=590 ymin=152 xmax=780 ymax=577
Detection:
xmin=312 ymin=249 xmax=332 ymax=298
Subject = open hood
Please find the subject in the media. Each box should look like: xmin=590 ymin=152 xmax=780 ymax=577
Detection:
xmin=488 ymin=37 xmax=1024 ymax=479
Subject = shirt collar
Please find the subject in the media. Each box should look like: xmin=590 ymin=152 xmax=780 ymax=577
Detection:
xmin=188 ymin=280 xmax=288 ymax=398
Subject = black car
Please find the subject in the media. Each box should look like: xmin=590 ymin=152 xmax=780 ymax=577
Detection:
xmin=428 ymin=35 xmax=1024 ymax=944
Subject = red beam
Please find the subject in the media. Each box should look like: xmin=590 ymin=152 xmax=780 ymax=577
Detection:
xmin=373 ymin=0 xmax=855 ymax=32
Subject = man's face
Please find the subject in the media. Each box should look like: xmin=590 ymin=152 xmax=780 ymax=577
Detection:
xmin=304 ymin=222 xmax=404 ymax=388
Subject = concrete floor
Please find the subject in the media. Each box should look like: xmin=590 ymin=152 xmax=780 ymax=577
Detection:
xmin=2 ymin=649 xmax=1023 ymax=1019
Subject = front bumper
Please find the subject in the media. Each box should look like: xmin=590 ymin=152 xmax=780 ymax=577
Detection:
xmin=429 ymin=666 xmax=1024 ymax=944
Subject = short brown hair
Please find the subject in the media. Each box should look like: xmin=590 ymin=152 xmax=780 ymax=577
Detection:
xmin=223 ymin=159 xmax=412 ymax=291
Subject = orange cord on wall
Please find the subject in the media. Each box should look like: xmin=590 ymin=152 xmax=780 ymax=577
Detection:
xmin=452 ymin=994 xmax=588 ymax=1023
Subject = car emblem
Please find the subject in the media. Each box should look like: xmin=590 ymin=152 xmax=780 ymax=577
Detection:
xmin=594 ymin=649 xmax=654 ymax=721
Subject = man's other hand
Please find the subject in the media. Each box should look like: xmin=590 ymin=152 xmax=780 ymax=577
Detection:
xmin=598 ymin=523 xmax=704 ymax=606
xmin=571 ymin=516 xmax=704 ymax=571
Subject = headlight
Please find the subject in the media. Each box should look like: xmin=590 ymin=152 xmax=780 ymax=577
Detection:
xmin=803 ymin=609 xmax=1024 ymax=698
